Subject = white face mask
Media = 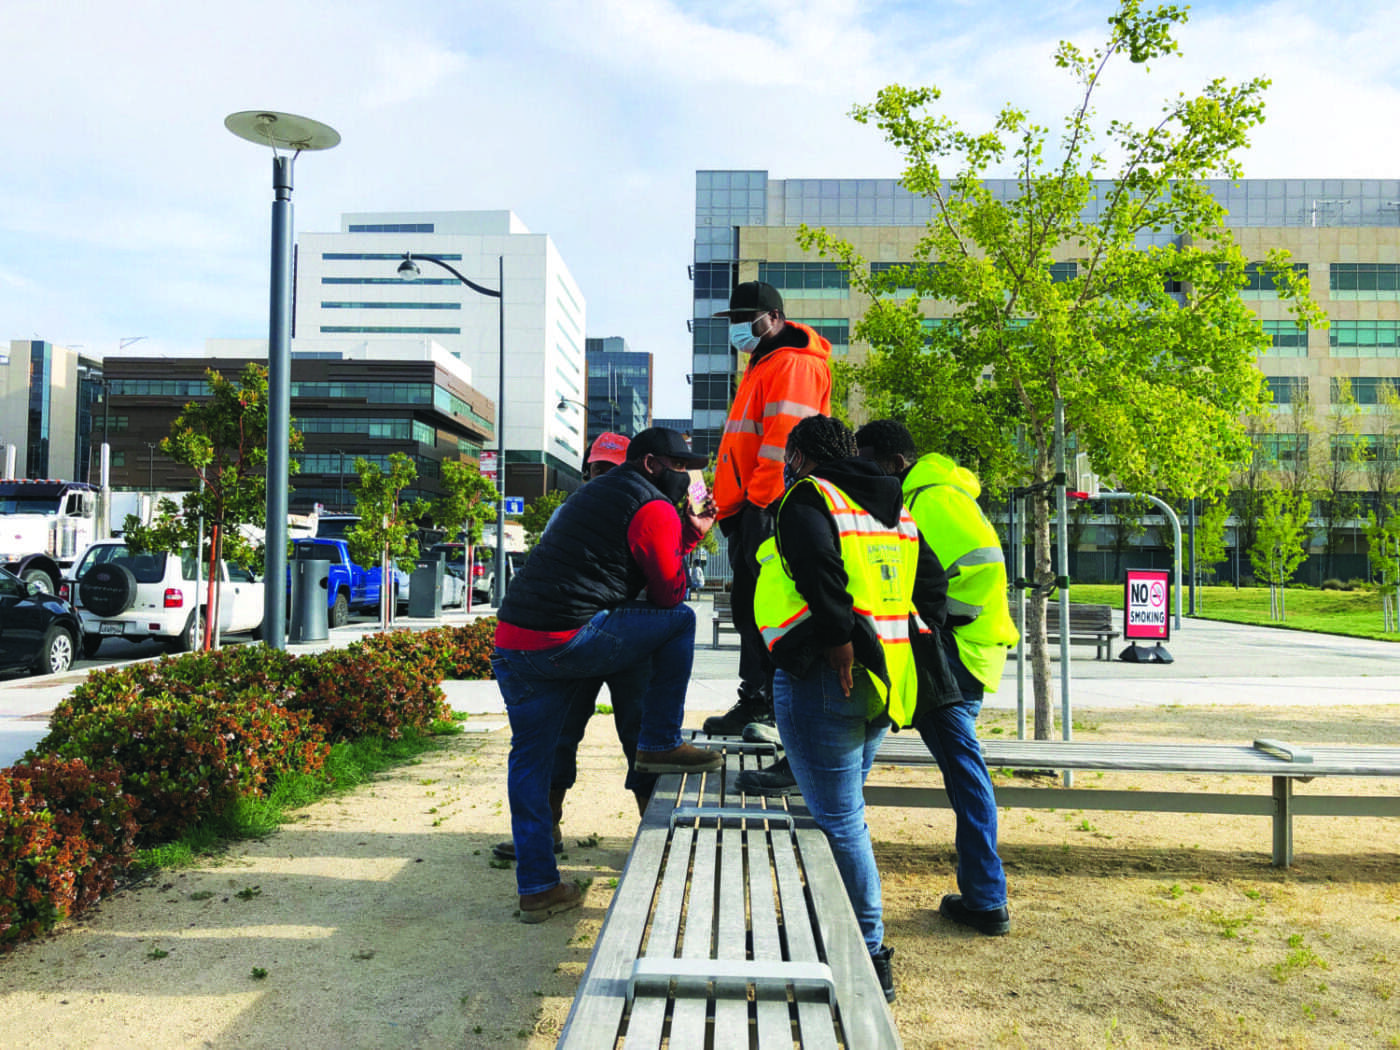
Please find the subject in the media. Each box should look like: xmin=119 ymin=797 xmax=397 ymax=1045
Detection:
xmin=728 ymin=321 xmax=761 ymax=354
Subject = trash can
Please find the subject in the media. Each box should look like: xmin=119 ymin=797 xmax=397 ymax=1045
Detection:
xmin=409 ymin=554 xmax=444 ymax=618
xmin=290 ymin=558 xmax=330 ymax=643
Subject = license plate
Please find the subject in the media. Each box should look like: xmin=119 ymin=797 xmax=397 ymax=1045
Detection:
xmin=99 ymin=622 xmax=125 ymax=636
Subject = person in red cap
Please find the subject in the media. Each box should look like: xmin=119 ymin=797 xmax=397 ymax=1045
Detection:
xmin=489 ymin=431 xmax=659 ymax=863
xmin=493 ymin=427 xmax=721 ymax=922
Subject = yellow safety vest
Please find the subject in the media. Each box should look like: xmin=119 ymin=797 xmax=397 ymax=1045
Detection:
xmin=754 ymin=476 xmax=924 ymax=728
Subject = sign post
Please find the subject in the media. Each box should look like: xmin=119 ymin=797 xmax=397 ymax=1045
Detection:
xmin=1121 ymin=568 xmax=1173 ymax=663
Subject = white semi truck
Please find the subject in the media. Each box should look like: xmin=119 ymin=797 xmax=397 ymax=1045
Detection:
xmin=0 ymin=479 xmax=166 ymax=594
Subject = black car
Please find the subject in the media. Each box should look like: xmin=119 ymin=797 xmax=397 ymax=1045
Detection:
xmin=0 ymin=566 xmax=84 ymax=675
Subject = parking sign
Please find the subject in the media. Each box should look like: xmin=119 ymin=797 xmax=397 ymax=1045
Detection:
xmin=1123 ymin=568 xmax=1171 ymax=641
xmin=504 ymin=497 xmax=524 ymax=515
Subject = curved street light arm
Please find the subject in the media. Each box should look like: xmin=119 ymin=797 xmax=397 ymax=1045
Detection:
xmin=404 ymin=253 xmax=501 ymax=299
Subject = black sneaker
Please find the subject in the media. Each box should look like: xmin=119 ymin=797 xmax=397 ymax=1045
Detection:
xmin=491 ymin=830 xmax=564 ymax=862
xmin=939 ymin=894 xmax=1011 ymax=936
xmin=871 ymin=944 xmax=896 ymax=1003
xmin=741 ymin=722 xmax=782 ymax=747
xmin=734 ymin=756 xmax=798 ymax=797
xmin=702 ymin=691 xmax=774 ymax=736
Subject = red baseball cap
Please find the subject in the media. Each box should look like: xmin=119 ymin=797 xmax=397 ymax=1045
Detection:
xmin=588 ymin=432 xmax=630 ymax=466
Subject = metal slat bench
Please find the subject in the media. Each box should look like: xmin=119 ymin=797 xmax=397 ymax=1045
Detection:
xmin=558 ymin=741 xmax=900 ymax=1049
xmin=1010 ymin=602 xmax=1120 ymax=660
xmin=867 ymin=736 xmax=1400 ymax=867
xmin=710 ymin=591 xmax=740 ymax=649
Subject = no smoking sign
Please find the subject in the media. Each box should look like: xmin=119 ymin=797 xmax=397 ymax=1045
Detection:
xmin=1124 ymin=568 xmax=1171 ymax=641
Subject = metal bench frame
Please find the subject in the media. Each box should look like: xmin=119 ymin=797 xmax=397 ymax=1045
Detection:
xmin=558 ymin=743 xmax=900 ymax=1049
xmin=868 ymin=735 xmax=1400 ymax=867
xmin=710 ymin=592 xmax=739 ymax=649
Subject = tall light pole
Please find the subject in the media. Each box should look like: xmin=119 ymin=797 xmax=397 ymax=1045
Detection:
xmin=330 ymin=447 xmax=347 ymax=509
xmin=226 ymin=110 xmax=339 ymax=650
xmin=398 ymin=252 xmax=507 ymax=605
xmin=145 ymin=442 xmax=158 ymax=491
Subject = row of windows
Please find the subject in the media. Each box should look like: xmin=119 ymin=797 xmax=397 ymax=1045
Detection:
xmin=110 ymin=379 xmax=212 ymax=397
xmin=1255 ymin=434 xmax=1400 ymax=461
xmin=758 ymin=262 xmax=849 ymax=294
xmin=1265 ymin=376 xmax=1398 ymax=404
xmin=321 ymin=252 xmax=461 ymax=261
xmin=432 ymin=387 xmax=494 ymax=431
xmin=320 ymin=325 xmax=462 ymax=335
xmin=321 ymin=301 xmax=461 ymax=310
xmin=292 ymin=381 xmax=431 ymax=404
xmin=1240 ymin=262 xmax=1310 ymax=292
xmin=292 ymin=417 xmax=438 ymax=445
xmin=322 ymin=277 xmax=458 ymax=285
xmin=295 ymin=452 xmax=441 ymax=479
xmin=1262 ymin=321 xmax=1309 ymax=353
xmin=346 ymin=223 xmax=434 ymax=233
xmin=1331 ymin=321 xmax=1400 ymax=350
xmin=693 ymin=262 xmax=735 ymax=300
xmin=1330 ymin=264 xmax=1400 ymax=292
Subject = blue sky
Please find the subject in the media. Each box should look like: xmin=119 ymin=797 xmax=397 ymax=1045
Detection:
xmin=4 ymin=0 xmax=1397 ymax=415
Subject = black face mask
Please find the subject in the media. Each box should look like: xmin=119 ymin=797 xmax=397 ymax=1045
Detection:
xmin=650 ymin=465 xmax=691 ymax=506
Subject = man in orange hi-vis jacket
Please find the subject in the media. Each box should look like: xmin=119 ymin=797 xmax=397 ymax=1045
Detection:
xmin=703 ymin=280 xmax=832 ymax=736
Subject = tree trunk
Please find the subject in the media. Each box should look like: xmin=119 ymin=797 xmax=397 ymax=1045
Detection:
xmin=1028 ymin=457 xmax=1056 ymax=740
xmin=203 ymin=525 xmax=221 ymax=652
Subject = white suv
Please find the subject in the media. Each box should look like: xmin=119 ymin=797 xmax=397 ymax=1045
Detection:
xmin=67 ymin=541 xmax=265 ymax=657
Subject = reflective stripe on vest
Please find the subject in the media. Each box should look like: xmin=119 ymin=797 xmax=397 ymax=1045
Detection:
xmin=755 ymin=476 xmax=923 ymax=727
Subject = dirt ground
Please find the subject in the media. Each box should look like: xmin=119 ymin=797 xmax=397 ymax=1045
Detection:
xmin=0 ymin=702 xmax=1397 ymax=1050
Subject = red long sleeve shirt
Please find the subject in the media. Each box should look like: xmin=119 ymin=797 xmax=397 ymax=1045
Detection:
xmin=495 ymin=500 xmax=702 ymax=650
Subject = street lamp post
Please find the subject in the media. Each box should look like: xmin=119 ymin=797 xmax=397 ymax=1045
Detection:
xmin=398 ymin=252 xmax=507 ymax=605
xmin=226 ymin=110 xmax=339 ymax=650
xmin=145 ymin=442 xmax=158 ymax=491
xmin=330 ymin=447 xmax=347 ymax=509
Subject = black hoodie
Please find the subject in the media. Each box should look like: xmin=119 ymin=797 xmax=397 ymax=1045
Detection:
xmin=770 ymin=458 xmax=949 ymax=680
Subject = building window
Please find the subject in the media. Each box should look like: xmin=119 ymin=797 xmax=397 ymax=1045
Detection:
xmin=1257 ymin=434 xmax=1308 ymax=463
xmin=793 ymin=319 xmax=850 ymax=355
xmin=1262 ymin=321 xmax=1309 ymax=356
xmin=1328 ymin=321 xmax=1400 ymax=357
xmin=1048 ymin=262 xmax=1078 ymax=282
xmin=321 ymin=252 xmax=462 ymax=261
xmin=320 ymin=301 xmax=461 ymax=310
xmin=1239 ymin=261 xmax=1309 ymax=295
xmin=291 ymin=381 xmax=433 ymax=404
xmin=109 ymin=379 xmax=213 ymax=397
xmin=1329 ymin=263 xmax=1400 ymax=298
xmin=758 ymin=262 xmax=848 ymax=298
xmin=412 ymin=420 xmax=437 ymax=446
xmin=346 ymin=223 xmax=435 ymax=233
xmin=322 ymin=276 xmax=458 ymax=285
xmin=1265 ymin=376 xmax=1307 ymax=404
xmin=319 ymin=325 xmax=462 ymax=335
xmin=1332 ymin=377 xmax=1397 ymax=405
xmin=292 ymin=417 xmax=415 ymax=440
xmin=693 ymin=262 xmax=735 ymax=300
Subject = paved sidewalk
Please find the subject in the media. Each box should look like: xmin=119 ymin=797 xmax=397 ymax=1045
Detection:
xmin=4 ymin=598 xmax=1397 ymax=768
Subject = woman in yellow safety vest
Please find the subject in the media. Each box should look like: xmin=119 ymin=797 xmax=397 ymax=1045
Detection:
xmin=752 ymin=415 xmax=950 ymax=1004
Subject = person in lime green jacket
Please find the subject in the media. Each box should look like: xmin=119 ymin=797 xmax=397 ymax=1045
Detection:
xmin=855 ymin=420 xmax=1018 ymax=937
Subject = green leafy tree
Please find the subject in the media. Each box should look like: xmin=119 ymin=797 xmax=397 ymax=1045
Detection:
xmin=1230 ymin=413 xmax=1275 ymax=559
xmin=1194 ymin=499 xmax=1232 ymax=589
xmin=1319 ymin=378 xmax=1364 ymax=579
xmin=1249 ymin=488 xmax=1311 ymax=620
xmin=345 ymin=454 xmax=422 ymax=631
xmin=520 ymin=490 xmax=567 ymax=550
xmin=123 ymin=364 xmax=299 ymax=649
xmin=1364 ymin=509 xmax=1400 ymax=631
xmin=425 ymin=459 xmax=496 ymax=545
xmin=1363 ymin=381 xmax=1400 ymax=525
xmin=798 ymin=2 xmax=1322 ymax=737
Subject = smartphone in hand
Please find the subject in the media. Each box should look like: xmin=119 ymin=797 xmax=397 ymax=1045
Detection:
xmin=686 ymin=470 xmax=709 ymax=514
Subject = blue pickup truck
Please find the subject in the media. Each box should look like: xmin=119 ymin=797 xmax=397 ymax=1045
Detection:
xmin=291 ymin=537 xmax=407 ymax=627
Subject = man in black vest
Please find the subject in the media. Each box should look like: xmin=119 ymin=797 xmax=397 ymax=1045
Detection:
xmin=493 ymin=427 xmax=722 ymax=923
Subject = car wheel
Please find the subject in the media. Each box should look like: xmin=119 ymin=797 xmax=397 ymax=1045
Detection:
xmin=82 ymin=634 xmax=104 ymax=659
xmin=35 ymin=627 xmax=75 ymax=675
xmin=170 ymin=609 xmax=202 ymax=653
xmin=22 ymin=568 xmax=57 ymax=595
xmin=330 ymin=592 xmax=350 ymax=628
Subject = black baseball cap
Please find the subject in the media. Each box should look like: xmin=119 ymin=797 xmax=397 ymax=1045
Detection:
xmin=713 ymin=280 xmax=784 ymax=319
xmin=627 ymin=427 xmax=708 ymax=468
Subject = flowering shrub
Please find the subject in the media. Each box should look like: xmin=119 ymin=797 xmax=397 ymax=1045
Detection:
xmin=42 ymin=687 xmax=328 ymax=843
xmin=1 ymin=617 xmax=496 ymax=951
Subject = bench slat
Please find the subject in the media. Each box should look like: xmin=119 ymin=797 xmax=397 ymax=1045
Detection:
xmin=773 ymin=826 xmax=843 ymax=1050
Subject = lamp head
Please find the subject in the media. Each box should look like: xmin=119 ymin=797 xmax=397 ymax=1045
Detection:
xmin=397 ymin=254 xmax=420 ymax=281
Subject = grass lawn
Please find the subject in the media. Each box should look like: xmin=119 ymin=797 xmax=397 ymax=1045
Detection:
xmin=1061 ymin=582 xmax=1400 ymax=642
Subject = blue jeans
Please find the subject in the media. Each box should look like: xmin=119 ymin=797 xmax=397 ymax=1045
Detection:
xmin=551 ymin=658 xmax=658 ymax=798
xmin=774 ymin=663 xmax=888 ymax=954
xmin=493 ymin=601 xmax=696 ymax=896
xmin=913 ymin=637 xmax=1007 ymax=911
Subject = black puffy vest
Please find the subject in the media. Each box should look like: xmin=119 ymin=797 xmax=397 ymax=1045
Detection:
xmin=498 ymin=464 xmax=670 ymax=631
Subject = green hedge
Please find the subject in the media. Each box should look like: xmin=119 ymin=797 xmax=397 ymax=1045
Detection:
xmin=0 ymin=619 xmax=496 ymax=952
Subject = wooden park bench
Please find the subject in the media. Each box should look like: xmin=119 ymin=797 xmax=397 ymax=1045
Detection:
xmin=1011 ymin=601 xmax=1120 ymax=660
xmin=710 ymin=591 xmax=740 ymax=649
xmin=558 ymin=739 xmax=900 ymax=1049
xmin=866 ymin=735 xmax=1400 ymax=867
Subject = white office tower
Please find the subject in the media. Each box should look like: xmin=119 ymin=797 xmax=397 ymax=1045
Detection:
xmin=295 ymin=211 xmax=588 ymax=495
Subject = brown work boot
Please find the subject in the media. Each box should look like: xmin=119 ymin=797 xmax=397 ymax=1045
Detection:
xmin=634 ymin=743 xmax=723 ymax=774
xmin=518 ymin=881 xmax=583 ymax=924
